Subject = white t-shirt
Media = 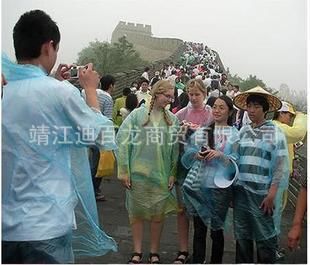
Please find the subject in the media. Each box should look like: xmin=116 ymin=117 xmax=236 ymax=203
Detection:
xmin=141 ymin=72 xmax=149 ymax=81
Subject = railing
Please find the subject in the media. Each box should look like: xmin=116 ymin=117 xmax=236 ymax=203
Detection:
xmin=111 ymin=43 xmax=186 ymax=99
xmin=288 ymin=142 xmax=307 ymax=207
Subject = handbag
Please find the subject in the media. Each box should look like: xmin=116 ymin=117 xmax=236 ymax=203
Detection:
xmin=95 ymin=150 xmax=116 ymax=178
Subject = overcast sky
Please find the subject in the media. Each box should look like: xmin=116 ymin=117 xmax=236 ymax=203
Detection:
xmin=1 ymin=0 xmax=308 ymax=91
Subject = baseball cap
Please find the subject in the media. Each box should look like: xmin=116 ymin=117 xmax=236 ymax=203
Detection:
xmin=278 ymin=101 xmax=296 ymax=115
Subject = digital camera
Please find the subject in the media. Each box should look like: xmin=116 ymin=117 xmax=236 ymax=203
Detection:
xmin=70 ymin=65 xmax=86 ymax=79
xmin=70 ymin=66 xmax=78 ymax=78
xmin=199 ymin=145 xmax=210 ymax=157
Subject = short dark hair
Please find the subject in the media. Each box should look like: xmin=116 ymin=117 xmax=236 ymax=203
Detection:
xmin=211 ymin=80 xmax=219 ymax=90
xmin=206 ymin=96 xmax=217 ymax=107
xmin=139 ymin=77 xmax=149 ymax=86
xmin=100 ymin=75 xmax=115 ymax=91
xmin=246 ymin=94 xmax=269 ymax=112
xmin=125 ymin=93 xmax=138 ymax=112
xmin=13 ymin=10 xmax=60 ymax=61
xmin=122 ymin=87 xmax=131 ymax=96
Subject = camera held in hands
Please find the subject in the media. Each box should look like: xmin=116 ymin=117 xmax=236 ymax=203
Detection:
xmin=199 ymin=145 xmax=210 ymax=157
xmin=70 ymin=65 xmax=86 ymax=79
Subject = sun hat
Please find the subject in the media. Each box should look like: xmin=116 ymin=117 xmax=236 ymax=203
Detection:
xmin=233 ymin=86 xmax=282 ymax=112
xmin=278 ymin=101 xmax=296 ymax=115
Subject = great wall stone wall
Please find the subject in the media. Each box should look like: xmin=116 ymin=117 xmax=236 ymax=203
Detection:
xmin=111 ymin=21 xmax=184 ymax=62
xmin=112 ymin=43 xmax=185 ymax=99
xmin=111 ymin=21 xmax=186 ymax=99
xmin=110 ymin=21 xmax=227 ymax=100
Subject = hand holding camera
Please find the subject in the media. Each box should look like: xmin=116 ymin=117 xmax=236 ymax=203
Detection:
xmin=69 ymin=65 xmax=88 ymax=79
xmin=196 ymin=145 xmax=210 ymax=160
xmin=199 ymin=145 xmax=210 ymax=157
xmin=78 ymin=63 xmax=100 ymax=110
xmin=54 ymin=63 xmax=72 ymax=81
xmin=78 ymin=63 xmax=99 ymax=92
xmin=197 ymin=145 xmax=224 ymax=161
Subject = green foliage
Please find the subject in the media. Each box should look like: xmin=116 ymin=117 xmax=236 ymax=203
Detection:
xmin=228 ymin=73 xmax=266 ymax=92
xmin=77 ymin=36 xmax=147 ymax=75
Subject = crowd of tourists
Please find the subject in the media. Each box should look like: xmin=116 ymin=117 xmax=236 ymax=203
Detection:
xmin=1 ymin=9 xmax=307 ymax=265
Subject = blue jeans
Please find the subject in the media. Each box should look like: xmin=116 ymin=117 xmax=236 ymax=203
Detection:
xmin=2 ymin=233 xmax=74 ymax=264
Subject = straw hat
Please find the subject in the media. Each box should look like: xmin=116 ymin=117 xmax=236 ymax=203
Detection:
xmin=233 ymin=86 xmax=282 ymax=112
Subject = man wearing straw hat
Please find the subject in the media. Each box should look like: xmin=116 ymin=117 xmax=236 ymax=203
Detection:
xmin=232 ymin=86 xmax=289 ymax=263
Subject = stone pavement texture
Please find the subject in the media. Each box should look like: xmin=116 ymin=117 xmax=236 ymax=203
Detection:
xmin=76 ymin=178 xmax=307 ymax=264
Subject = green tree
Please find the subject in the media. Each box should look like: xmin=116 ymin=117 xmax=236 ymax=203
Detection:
xmin=241 ymin=75 xmax=266 ymax=91
xmin=227 ymin=73 xmax=243 ymax=88
xmin=228 ymin=73 xmax=266 ymax=91
xmin=77 ymin=36 xmax=146 ymax=75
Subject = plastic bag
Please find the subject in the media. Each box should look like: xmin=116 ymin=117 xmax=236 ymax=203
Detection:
xmin=96 ymin=151 xmax=116 ymax=178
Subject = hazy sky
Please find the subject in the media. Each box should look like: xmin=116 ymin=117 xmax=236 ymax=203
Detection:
xmin=1 ymin=0 xmax=308 ymax=91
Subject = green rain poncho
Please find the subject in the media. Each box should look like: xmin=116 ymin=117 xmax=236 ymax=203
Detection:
xmin=116 ymin=105 xmax=180 ymax=223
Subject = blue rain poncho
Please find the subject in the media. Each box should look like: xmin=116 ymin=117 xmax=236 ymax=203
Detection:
xmin=181 ymin=125 xmax=239 ymax=229
xmin=233 ymin=121 xmax=289 ymax=241
xmin=2 ymin=53 xmax=117 ymax=258
xmin=116 ymin=106 xmax=179 ymax=224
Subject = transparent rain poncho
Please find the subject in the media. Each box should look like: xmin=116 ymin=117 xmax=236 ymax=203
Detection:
xmin=233 ymin=121 xmax=290 ymax=241
xmin=2 ymin=53 xmax=117 ymax=258
xmin=116 ymin=106 xmax=180 ymax=224
xmin=181 ymin=125 xmax=240 ymax=230
xmin=272 ymin=115 xmax=307 ymax=213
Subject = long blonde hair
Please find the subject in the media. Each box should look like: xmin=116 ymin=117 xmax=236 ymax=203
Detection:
xmin=143 ymin=80 xmax=174 ymax=126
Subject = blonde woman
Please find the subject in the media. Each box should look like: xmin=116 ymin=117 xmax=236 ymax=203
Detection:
xmin=116 ymin=80 xmax=179 ymax=264
xmin=174 ymin=79 xmax=214 ymax=264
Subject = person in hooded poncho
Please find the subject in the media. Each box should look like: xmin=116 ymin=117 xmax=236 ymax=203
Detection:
xmin=272 ymin=101 xmax=307 ymax=258
xmin=2 ymin=10 xmax=117 ymax=264
xmin=116 ymin=80 xmax=179 ymax=264
xmin=173 ymin=78 xmax=213 ymax=264
xmin=181 ymin=95 xmax=239 ymax=264
xmin=232 ymin=87 xmax=289 ymax=264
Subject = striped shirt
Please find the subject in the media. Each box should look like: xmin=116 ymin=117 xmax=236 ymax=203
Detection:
xmin=236 ymin=120 xmax=289 ymax=195
xmin=81 ymin=89 xmax=113 ymax=119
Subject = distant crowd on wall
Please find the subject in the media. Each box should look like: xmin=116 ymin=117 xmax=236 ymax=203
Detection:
xmin=113 ymin=41 xmax=243 ymax=130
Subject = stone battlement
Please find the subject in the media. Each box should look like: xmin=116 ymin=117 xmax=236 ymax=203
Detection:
xmin=114 ymin=21 xmax=152 ymax=36
xmin=111 ymin=21 xmax=183 ymax=62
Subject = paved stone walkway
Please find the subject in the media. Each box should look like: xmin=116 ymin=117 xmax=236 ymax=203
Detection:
xmin=77 ymin=178 xmax=307 ymax=264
